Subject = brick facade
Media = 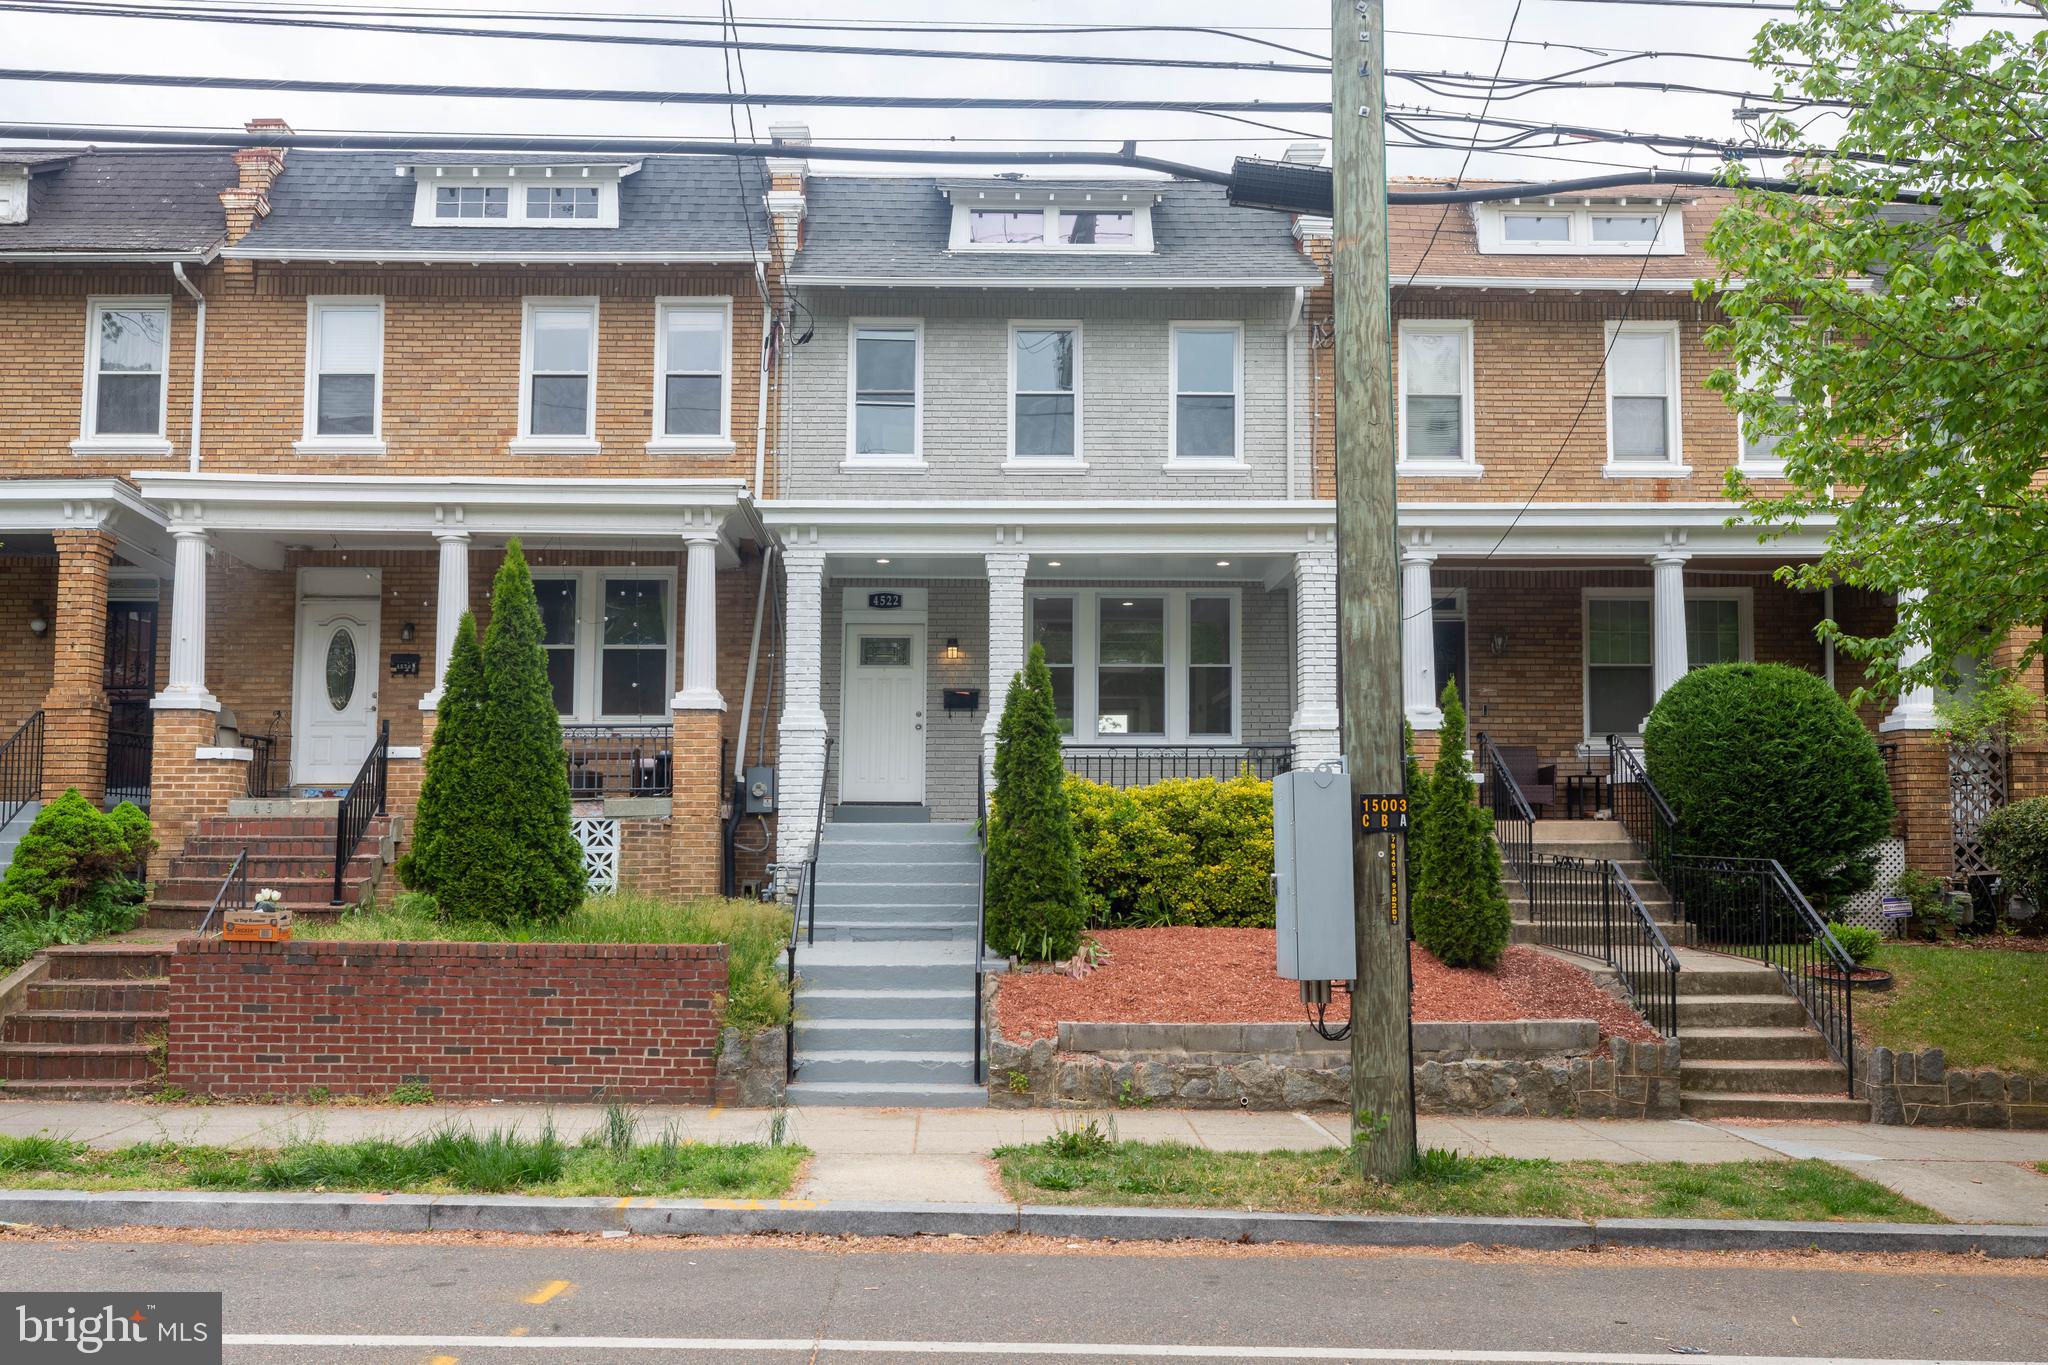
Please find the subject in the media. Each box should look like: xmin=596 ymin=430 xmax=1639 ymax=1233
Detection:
xmin=167 ymin=938 xmax=728 ymax=1101
xmin=146 ymin=708 xmax=246 ymax=879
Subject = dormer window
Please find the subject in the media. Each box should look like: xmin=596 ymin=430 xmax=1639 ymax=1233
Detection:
xmin=1477 ymin=200 xmax=1684 ymax=256
xmin=436 ymin=186 xmax=507 ymax=220
xmin=407 ymin=162 xmax=634 ymax=228
xmin=0 ymin=167 xmax=27 ymax=225
xmin=529 ymin=186 xmax=599 ymax=220
xmin=944 ymin=184 xmax=1157 ymax=253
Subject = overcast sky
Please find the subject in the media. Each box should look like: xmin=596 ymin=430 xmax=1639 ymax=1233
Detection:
xmin=3 ymin=1 xmax=2039 ymax=182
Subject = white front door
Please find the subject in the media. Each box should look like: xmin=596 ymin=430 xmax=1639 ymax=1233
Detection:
xmin=293 ymin=591 xmax=382 ymax=788
xmin=840 ymin=623 xmax=925 ymax=803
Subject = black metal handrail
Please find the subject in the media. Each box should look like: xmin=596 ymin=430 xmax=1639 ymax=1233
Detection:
xmin=562 ymin=723 xmax=674 ymax=798
xmin=1607 ymin=736 xmax=1678 ymax=881
xmin=245 ymin=732 xmax=285 ymax=799
xmin=1061 ymin=743 xmax=1293 ymax=787
xmin=1 ymin=710 xmax=44 ymax=833
xmin=330 ymin=719 xmax=390 ymax=905
xmin=1477 ymin=731 xmax=1535 ymax=886
xmin=104 ymin=725 xmax=151 ymax=809
xmin=1666 ymin=854 xmax=1857 ymax=1094
xmin=196 ymin=847 xmax=250 ymax=937
xmin=973 ymin=744 xmax=990 ymax=1086
xmin=1526 ymin=853 xmax=1680 ymax=1037
xmin=783 ymin=736 xmax=833 ymax=1086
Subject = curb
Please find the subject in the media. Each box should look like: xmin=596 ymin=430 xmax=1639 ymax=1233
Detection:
xmin=1 ymin=1189 xmax=2044 ymax=1257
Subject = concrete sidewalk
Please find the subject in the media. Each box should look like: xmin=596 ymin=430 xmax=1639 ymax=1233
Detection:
xmin=2 ymin=1100 xmax=2044 ymax=1223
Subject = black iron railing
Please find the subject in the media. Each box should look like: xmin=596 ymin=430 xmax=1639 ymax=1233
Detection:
xmin=1061 ymin=743 xmax=1292 ymax=787
xmin=973 ymin=746 xmax=990 ymax=1086
xmin=1 ymin=710 xmax=43 ymax=833
xmin=1526 ymin=853 xmax=1681 ymax=1036
xmin=1607 ymin=736 xmax=1678 ymax=882
xmin=1477 ymin=731 xmax=1535 ymax=886
xmin=330 ymin=719 xmax=389 ymax=905
xmin=196 ymin=847 xmax=250 ymax=937
xmin=104 ymin=726 xmax=151 ymax=808
xmin=563 ymin=723 xmax=674 ymax=798
xmin=1665 ymin=855 xmax=1857 ymax=1094
xmin=783 ymin=736 xmax=833 ymax=1086
xmin=245 ymin=732 xmax=285 ymax=799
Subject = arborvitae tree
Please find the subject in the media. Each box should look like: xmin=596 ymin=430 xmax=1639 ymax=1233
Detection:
xmin=984 ymin=642 xmax=1085 ymax=961
xmin=1410 ymin=679 xmax=1511 ymax=969
xmin=435 ymin=541 xmax=587 ymax=924
xmin=1403 ymin=721 xmax=1431 ymax=844
xmin=396 ymin=610 xmax=484 ymax=904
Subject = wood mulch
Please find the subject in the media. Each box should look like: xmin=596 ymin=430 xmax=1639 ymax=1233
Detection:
xmin=994 ymin=927 xmax=1657 ymax=1045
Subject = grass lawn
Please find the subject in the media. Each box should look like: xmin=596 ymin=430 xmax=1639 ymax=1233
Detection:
xmin=993 ymin=1131 xmax=1941 ymax=1223
xmin=0 ymin=1124 xmax=806 ymax=1199
xmin=298 ymin=891 xmax=792 ymax=1032
xmin=1855 ymin=944 xmax=2046 ymax=1073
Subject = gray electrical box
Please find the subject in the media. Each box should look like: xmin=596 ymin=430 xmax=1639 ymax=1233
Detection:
xmin=743 ymin=765 xmax=777 ymax=814
xmin=1273 ymin=763 xmax=1355 ymax=982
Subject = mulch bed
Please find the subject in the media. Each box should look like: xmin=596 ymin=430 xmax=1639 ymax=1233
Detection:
xmin=994 ymin=927 xmax=1658 ymax=1046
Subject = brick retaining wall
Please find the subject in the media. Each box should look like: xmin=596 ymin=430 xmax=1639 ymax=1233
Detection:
xmin=169 ymin=939 xmax=728 ymax=1102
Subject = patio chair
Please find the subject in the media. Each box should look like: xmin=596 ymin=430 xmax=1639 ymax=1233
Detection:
xmin=1490 ymin=744 xmax=1555 ymax=817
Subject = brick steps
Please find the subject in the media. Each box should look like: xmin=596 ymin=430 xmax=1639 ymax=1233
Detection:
xmin=142 ymin=812 xmax=391 ymax=930
xmin=3 ymin=1009 xmax=166 ymax=1046
xmin=28 ymin=979 xmax=168 ymax=1012
xmin=1 ymin=943 xmax=170 ymax=1090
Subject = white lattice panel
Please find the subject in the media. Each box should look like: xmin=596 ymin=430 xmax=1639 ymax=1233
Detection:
xmin=1840 ymin=837 xmax=1908 ymax=936
xmin=572 ymin=816 xmax=620 ymax=891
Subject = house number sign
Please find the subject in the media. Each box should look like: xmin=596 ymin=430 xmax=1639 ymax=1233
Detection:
xmin=389 ymin=653 xmax=421 ymax=677
xmin=867 ymin=592 xmax=903 ymax=609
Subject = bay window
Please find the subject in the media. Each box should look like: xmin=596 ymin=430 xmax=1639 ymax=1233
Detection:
xmin=533 ymin=568 xmax=675 ymax=722
xmin=1028 ymin=590 xmax=1240 ymax=743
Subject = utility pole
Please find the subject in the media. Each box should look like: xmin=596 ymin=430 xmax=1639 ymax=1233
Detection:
xmin=1331 ymin=0 xmax=1417 ymax=1180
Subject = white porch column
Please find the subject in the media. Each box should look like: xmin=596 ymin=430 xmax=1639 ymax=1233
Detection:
xmin=983 ymin=550 xmax=1031 ymax=775
xmin=1400 ymin=547 xmax=1442 ymax=730
xmin=1290 ymin=544 xmax=1342 ymax=764
xmin=1882 ymin=587 xmax=1940 ymax=731
xmin=774 ymin=547 xmax=829 ymax=892
xmin=420 ymin=529 xmax=469 ymax=709
xmin=672 ymin=529 xmax=725 ymax=711
xmin=1650 ymin=551 xmax=1691 ymax=706
xmin=153 ymin=524 xmax=217 ymax=711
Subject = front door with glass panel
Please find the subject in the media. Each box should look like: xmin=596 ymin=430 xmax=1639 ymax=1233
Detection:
xmin=293 ymin=591 xmax=381 ymax=788
xmin=840 ymin=624 xmax=925 ymax=803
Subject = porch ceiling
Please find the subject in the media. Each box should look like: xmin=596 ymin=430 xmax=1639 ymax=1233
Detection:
xmin=0 ymin=477 xmax=173 ymax=576
xmin=825 ymin=548 xmax=1297 ymax=585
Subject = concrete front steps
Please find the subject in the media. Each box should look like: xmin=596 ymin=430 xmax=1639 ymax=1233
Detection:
xmin=144 ymin=814 xmax=394 ymax=930
xmin=0 ymin=943 xmax=169 ymax=1098
xmin=1672 ymin=950 xmax=1870 ymax=1122
xmin=1 ymin=800 xmax=41 ymax=874
xmin=787 ymin=819 xmax=987 ymax=1108
xmin=1507 ymin=825 xmax=1683 ymax=947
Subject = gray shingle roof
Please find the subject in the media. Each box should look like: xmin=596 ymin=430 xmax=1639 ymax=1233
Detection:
xmin=234 ymin=152 xmax=769 ymax=259
xmin=0 ymin=149 xmax=236 ymax=256
xmin=789 ymin=176 xmax=1323 ymax=287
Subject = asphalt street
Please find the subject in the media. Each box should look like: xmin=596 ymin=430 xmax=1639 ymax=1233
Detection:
xmin=3 ymin=1236 xmax=2046 ymax=1364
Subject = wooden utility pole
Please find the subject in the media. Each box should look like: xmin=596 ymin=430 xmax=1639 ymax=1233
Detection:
xmin=1332 ymin=0 xmax=1417 ymax=1179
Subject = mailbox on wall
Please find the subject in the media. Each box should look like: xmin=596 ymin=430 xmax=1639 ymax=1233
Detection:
xmin=943 ymin=689 xmax=980 ymax=713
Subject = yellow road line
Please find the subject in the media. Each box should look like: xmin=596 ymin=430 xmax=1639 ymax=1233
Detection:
xmin=427 ymin=1355 xmax=459 ymax=1364
xmin=522 ymin=1280 xmax=573 ymax=1307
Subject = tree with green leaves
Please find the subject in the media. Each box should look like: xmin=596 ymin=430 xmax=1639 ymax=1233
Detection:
xmin=985 ymin=642 xmax=1085 ymax=961
xmin=397 ymin=610 xmax=484 ymax=903
xmin=1703 ymin=0 xmax=2048 ymax=701
xmin=1411 ymin=680 xmax=1510 ymax=969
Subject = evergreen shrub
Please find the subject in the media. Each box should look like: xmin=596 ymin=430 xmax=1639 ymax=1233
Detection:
xmin=985 ymin=643 xmax=1085 ymax=960
xmin=1410 ymin=680 xmax=1511 ymax=968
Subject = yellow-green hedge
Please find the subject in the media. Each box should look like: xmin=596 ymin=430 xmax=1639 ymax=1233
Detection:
xmin=1064 ymin=774 xmax=1274 ymax=928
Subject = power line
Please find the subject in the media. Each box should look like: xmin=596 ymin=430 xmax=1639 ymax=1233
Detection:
xmin=1401 ymin=0 xmax=1528 ymax=302
xmin=1534 ymin=0 xmax=2043 ymax=15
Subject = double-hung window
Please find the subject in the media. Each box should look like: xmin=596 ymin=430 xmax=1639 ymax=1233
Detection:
xmin=1010 ymin=324 xmax=1079 ymax=462
xmin=300 ymin=297 xmax=383 ymax=450
xmin=1028 ymin=591 xmax=1240 ymax=743
xmin=1604 ymin=320 xmax=1684 ymax=472
xmin=78 ymin=297 xmax=170 ymax=450
xmin=518 ymin=298 xmax=598 ymax=450
xmin=1738 ymin=361 xmax=1797 ymax=475
xmin=651 ymin=299 xmax=730 ymax=450
xmin=1398 ymin=320 xmax=1476 ymax=472
xmin=1169 ymin=323 xmax=1242 ymax=465
xmin=533 ymin=568 xmax=676 ymax=722
xmin=848 ymin=322 xmax=921 ymax=463
xmin=1585 ymin=596 xmax=1654 ymax=740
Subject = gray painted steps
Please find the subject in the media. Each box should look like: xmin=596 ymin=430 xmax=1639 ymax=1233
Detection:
xmin=785 ymin=1080 xmax=987 ymax=1108
xmin=797 ymin=988 xmax=974 ymax=1020
xmin=1678 ymin=1026 xmax=1830 ymax=1062
xmin=1679 ymin=1091 xmax=1875 ymax=1122
xmin=808 ymin=919 xmax=981 ymax=943
xmin=794 ymin=1017 xmax=976 ymax=1051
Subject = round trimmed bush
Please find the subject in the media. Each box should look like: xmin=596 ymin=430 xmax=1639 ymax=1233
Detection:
xmin=1643 ymin=662 xmax=1892 ymax=907
xmin=1980 ymin=795 xmax=2048 ymax=910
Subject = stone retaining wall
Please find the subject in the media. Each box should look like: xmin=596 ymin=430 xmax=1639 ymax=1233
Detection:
xmin=1860 ymin=1046 xmax=2048 ymax=1129
xmin=713 ymin=1025 xmax=786 ymax=1108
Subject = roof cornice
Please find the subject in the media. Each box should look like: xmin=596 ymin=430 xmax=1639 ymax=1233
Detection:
xmin=786 ymin=273 xmax=1322 ymax=290
xmin=221 ymin=247 xmax=763 ymax=265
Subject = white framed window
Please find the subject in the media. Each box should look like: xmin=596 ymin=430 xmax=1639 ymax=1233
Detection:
xmin=1477 ymin=201 xmax=1684 ymax=255
xmin=1604 ymin=320 xmax=1687 ymax=474
xmin=435 ymin=185 xmax=507 ymax=219
xmin=409 ymin=165 xmax=625 ymax=229
xmin=947 ymin=200 xmax=1152 ymax=253
xmin=75 ymin=296 xmax=171 ymax=454
xmin=1737 ymin=363 xmax=1797 ymax=476
xmin=1028 ymin=589 xmax=1241 ymax=744
xmin=514 ymin=297 xmax=599 ymax=453
xmin=1167 ymin=323 xmax=1244 ymax=469
xmin=648 ymin=297 xmax=733 ymax=453
xmin=1397 ymin=320 xmax=1479 ymax=475
xmin=845 ymin=320 xmax=923 ymax=467
xmin=527 ymin=185 xmax=599 ymax=220
xmin=1007 ymin=322 xmax=1082 ymax=465
xmin=297 ymin=297 xmax=384 ymax=453
xmin=532 ymin=567 xmax=677 ymax=723
xmin=1582 ymin=587 xmax=1751 ymax=739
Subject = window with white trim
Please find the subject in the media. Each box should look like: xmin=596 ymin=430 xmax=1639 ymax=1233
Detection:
xmin=521 ymin=299 xmax=597 ymax=441
xmin=1030 ymin=594 xmax=1077 ymax=736
xmin=949 ymin=201 xmax=1151 ymax=252
xmin=654 ymin=300 xmax=729 ymax=442
xmin=1738 ymin=362 xmax=1798 ymax=472
xmin=533 ymin=568 xmax=675 ymax=722
xmin=850 ymin=323 xmax=920 ymax=458
xmin=1028 ymin=590 xmax=1240 ymax=743
xmin=527 ymin=185 xmax=598 ymax=220
xmin=304 ymin=298 xmax=382 ymax=441
xmin=1170 ymin=324 xmax=1241 ymax=462
xmin=1685 ymin=598 xmax=1744 ymax=668
xmin=1186 ymin=595 xmax=1234 ymax=738
xmin=1605 ymin=321 xmax=1682 ymax=467
xmin=1477 ymin=201 xmax=1684 ymax=255
xmin=1011 ymin=324 xmax=1078 ymax=460
xmin=82 ymin=299 xmax=169 ymax=439
xmin=1585 ymin=597 xmax=1654 ymax=740
xmin=410 ymin=165 xmax=625 ymax=228
xmin=1398 ymin=320 xmax=1473 ymax=465
xmin=436 ymin=185 xmax=507 ymax=219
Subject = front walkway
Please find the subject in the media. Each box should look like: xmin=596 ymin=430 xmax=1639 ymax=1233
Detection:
xmin=1 ymin=1101 xmax=2043 ymax=1223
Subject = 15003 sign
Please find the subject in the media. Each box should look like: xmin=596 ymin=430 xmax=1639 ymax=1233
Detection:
xmin=1358 ymin=794 xmax=1408 ymax=833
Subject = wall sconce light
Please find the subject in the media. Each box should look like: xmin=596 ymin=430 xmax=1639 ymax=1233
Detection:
xmin=1489 ymin=629 xmax=1508 ymax=656
xmin=942 ymin=637 xmax=964 ymax=663
xmin=29 ymin=605 xmax=50 ymax=637
xmin=399 ymin=621 xmax=416 ymax=643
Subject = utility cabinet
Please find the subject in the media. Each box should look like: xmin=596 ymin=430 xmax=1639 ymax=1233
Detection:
xmin=1273 ymin=764 xmax=1356 ymax=981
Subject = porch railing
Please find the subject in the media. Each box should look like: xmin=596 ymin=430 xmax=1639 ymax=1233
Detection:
xmin=245 ymin=732 xmax=286 ymax=800
xmin=1 ymin=710 xmax=43 ymax=832
xmin=1665 ymin=855 xmax=1857 ymax=1094
xmin=1477 ymin=731 xmax=1535 ymax=886
xmin=783 ymin=736 xmax=833 ymax=1087
xmin=104 ymin=726 xmax=151 ymax=808
xmin=196 ymin=847 xmax=250 ymax=937
xmin=1061 ymin=743 xmax=1292 ymax=787
xmin=330 ymin=719 xmax=389 ymax=905
xmin=563 ymin=724 xmax=673 ymax=798
xmin=973 ymin=745 xmax=990 ymax=1086
xmin=1607 ymin=736 xmax=1678 ymax=882
xmin=1526 ymin=853 xmax=1680 ymax=1036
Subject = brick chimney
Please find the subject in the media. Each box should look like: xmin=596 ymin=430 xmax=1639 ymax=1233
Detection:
xmin=764 ymin=122 xmax=809 ymax=278
xmin=220 ymin=117 xmax=291 ymax=253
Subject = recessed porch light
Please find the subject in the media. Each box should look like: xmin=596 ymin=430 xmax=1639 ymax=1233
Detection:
xmin=1215 ymin=560 xmax=1231 ymax=567
xmin=1047 ymin=560 xmax=1062 ymax=567
xmin=875 ymin=557 xmax=891 ymax=565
